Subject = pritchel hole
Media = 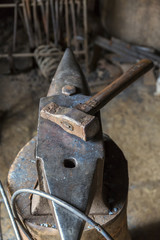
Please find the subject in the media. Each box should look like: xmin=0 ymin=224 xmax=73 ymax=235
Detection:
xmin=63 ymin=159 xmax=76 ymax=168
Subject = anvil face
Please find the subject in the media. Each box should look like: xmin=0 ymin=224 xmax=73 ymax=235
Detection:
xmin=36 ymin=94 xmax=104 ymax=240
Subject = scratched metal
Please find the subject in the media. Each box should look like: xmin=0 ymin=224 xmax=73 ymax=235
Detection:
xmin=36 ymin=93 xmax=104 ymax=240
xmin=6 ymin=48 xmax=131 ymax=240
xmin=10 ymin=47 xmax=150 ymax=240
xmin=7 ymin=134 xmax=130 ymax=240
xmin=35 ymin=48 xmax=105 ymax=240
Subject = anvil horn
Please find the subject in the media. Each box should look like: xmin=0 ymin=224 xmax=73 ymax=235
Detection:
xmin=47 ymin=48 xmax=90 ymax=97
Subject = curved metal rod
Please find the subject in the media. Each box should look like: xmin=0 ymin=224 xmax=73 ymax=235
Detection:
xmin=0 ymin=181 xmax=22 ymax=240
xmin=11 ymin=188 xmax=114 ymax=240
xmin=0 ymin=199 xmax=3 ymax=240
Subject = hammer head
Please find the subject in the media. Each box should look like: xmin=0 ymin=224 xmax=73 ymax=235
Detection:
xmin=40 ymin=102 xmax=100 ymax=141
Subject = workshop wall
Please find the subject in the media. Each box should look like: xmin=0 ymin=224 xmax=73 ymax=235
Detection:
xmin=100 ymin=0 xmax=160 ymax=50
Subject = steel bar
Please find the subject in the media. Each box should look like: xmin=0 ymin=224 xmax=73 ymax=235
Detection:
xmin=46 ymin=0 xmax=49 ymax=44
xmin=0 ymin=1 xmax=83 ymax=9
xmin=59 ymin=0 xmax=63 ymax=18
xmin=12 ymin=0 xmax=18 ymax=51
xmin=59 ymin=0 xmax=64 ymax=45
xmin=32 ymin=0 xmax=38 ymax=46
xmin=0 ymin=2 xmax=48 ymax=8
xmin=83 ymin=0 xmax=88 ymax=72
xmin=39 ymin=0 xmax=47 ymax=36
xmin=0 ymin=50 xmax=85 ymax=58
xmin=26 ymin=0 xmax=35 ymax=48
xmin=50 ymin=0 xmax=58 ymax=46
xmin=0 ymin=181 xmax=22 ymax=240
xmin=22 ymin=0 xmax=34 ymax=49
xmin=25 ymin=0 xmax=31 ymax=21
xmin=0 ymin=3 xmax=18 ymax=8
xmin=33 ymin=0 xmax=42 ymax=46
xmin=94 ymin=36 xmax=143 ymax=60
xmin=75 ymin=0 xmax=81 ymax=50
xmin=55 ymin=0 xmax=59 ymax=42
xmin=65 ymin=0 xmax=70 ymax=46
xmin=95 ymin=36 xmax=160 ymax=66
xmin=11 ymin=189 xmax=114 ymax=240
xmin=110 ymin=38 xmax=155 ymax=62
xmin=77 ymin=59 xmax=153 ymax=115
xmin=17 ymin=3 xmax=27 ymax=33
xmin=77 ymin=0 xmax=81 ymax=19
xmin=70 ymin=0 xmax=78 ymax=51
xmin=0 ymin=200 xmax=3 ymax=240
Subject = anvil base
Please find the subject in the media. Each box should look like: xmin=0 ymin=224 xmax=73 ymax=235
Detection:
xmin=7 ymin=135 xmax=131 ymax=240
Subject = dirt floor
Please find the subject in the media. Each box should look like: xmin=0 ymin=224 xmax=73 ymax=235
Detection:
xmin=101 ymin=66 xmax=160 ymax=240
xmin=0 ymin=58 xmax=160 ymax=240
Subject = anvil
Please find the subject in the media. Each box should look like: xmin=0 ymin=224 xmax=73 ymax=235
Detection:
xmin=7 ymin=49 xmax=153 ymax=240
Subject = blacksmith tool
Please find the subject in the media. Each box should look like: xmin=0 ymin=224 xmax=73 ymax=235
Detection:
xmin=7 ymin=49 xmax=153 ymax=240
xmin=13 ymin=0 xmax=18 ymax=51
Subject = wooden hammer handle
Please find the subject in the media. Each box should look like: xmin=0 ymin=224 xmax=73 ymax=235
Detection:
xmin=77 ymin=59 xmax=153 ymax=115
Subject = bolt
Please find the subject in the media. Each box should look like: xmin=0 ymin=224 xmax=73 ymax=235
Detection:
xmin=62 ymin=85 xmax=76 ymax=96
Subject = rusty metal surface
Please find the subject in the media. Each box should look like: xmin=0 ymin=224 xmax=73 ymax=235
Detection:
xmin=43 ymin=58 xmax=153 ymax=141
xmin=31 ymin=49 xmax=91 ymax=222
xmin=40 ymin=101 xmax=100 ymax=141
xmin=7 ymin=49 xmax=153 ymax=240
xmin=40 ymin=49 xmax=92 ymax=142
xmin=7 ymin=134 xmax=130 ymax=240
xmin=36 ymin=95 xmax=104 ymax=240
xmin=1 ymin=56 xmax=160 ymax=240
xmin=7 ymin=49 xmax=155 ymax=240
xmin=35 ymin=48 xmax=105 ymax=239
xmin=35 ymin=48 xmax=144 ymax=239
xmin=47 ymin=48 xmax=90 ymax=96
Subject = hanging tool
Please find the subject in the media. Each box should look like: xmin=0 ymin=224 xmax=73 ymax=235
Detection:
xmin=22 ymin=0 xmax=34 ymax=49
xmin=50 ymin=0 xmax=58 ymax=46
xmin=13 ymin=0 xmax=18 ymax=51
